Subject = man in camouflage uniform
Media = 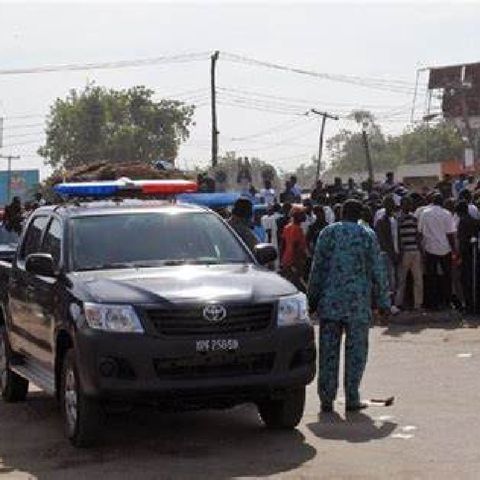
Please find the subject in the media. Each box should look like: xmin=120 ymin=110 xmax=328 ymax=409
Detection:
xmin=308 ymin=200 xmax=390 ymax=412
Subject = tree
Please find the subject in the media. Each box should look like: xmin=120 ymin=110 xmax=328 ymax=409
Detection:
xmin=326 ymin=111 xmax=394 ymax=174
xmin=290 ymin=110 xmax=465 ymax=181
xmin=324 ymin=110 xmax=464 ymax=175
xmin=38 ymin=84 xmax=195 ymax=169
xmin=394 ymin=121 xmax=464 ymax=165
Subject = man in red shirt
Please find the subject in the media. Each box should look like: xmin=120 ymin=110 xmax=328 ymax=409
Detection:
xmin=281 ymin=206 xmax=308 ymax=291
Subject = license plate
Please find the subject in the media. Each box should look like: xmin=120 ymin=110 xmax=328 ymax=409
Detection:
xmin=196 ymin=339 xmax=239 ymax=352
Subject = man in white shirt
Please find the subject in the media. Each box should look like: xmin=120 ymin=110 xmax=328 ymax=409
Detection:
xmin=259 ymin=179 xmax=276 ymax=206
xmin=261 ymin=204 xmax=282 ymax=270
xmin=418 ymin=193 xmax=457 ymax=309
xmin=301 ymin=199 xmax=316 ymax=235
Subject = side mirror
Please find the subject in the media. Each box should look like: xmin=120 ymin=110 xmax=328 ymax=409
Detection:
xmin=254 ymin=243 xmax=277 ymax=266
xmin=25 ymin=253 xmax=56 ymax=277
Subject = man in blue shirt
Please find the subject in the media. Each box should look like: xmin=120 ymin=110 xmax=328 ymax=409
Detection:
xmin=308 ymin=199 xmax=390 ymax=412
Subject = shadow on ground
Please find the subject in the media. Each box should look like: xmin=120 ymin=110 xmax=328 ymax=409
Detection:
xmin=377 ymin=310 xmax=480 ymax=337
xmin=307 ymin=411 xmax=397 ymax=443
xmin=0 ymin=392 xmax=316 ymax=480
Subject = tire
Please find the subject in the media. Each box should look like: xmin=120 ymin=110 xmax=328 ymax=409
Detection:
xmin=60 ymin=349 xmax=101 ymax=448
xmin=0 ymin=327 xmax=28 ymax=402
xmin=257 ymin=387 xmax=306 ymax=430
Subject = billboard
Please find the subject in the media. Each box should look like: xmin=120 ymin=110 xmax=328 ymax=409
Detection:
xmin=428 ymin=62 xmax=480 ymax=118
xmin=0 ymin=170 xmax=39 ymax=206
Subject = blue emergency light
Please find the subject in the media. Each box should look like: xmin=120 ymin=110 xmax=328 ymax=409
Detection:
xmin=177 ymin=192 xmax=241 ymax=208
xmin=54 ymin=180 xmax=136 ymax=197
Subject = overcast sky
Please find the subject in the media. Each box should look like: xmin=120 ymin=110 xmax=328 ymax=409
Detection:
xmin=0 ymin=1 xmax=479 ymax=178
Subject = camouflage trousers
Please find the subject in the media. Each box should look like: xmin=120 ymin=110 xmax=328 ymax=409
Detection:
xmin=318 ymin=319 xmax=370 ymax=406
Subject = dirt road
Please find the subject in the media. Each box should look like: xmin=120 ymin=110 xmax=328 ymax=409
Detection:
xmin=2 ymin=323 xmax=480 ymax=479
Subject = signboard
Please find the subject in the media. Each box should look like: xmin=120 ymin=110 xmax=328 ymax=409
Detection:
xmin=428 ymin=62 xmax=480 ymax=117
xmin=0 ymin=170 xmax=39 ymax=206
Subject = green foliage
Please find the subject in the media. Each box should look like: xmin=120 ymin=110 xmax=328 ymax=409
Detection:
xmin=396 ymin=122 xmax=464 ymax=165
xmin=325 ymin=110 xmax=464 ymax=175
xmin=38 ymin=84 xmax=195 ymax=169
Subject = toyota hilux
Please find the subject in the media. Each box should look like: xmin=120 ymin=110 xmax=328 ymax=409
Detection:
xmin=0 ymin=199 xmax=315 ymax=447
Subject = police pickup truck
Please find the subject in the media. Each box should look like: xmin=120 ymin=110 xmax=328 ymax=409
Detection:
xmin=0 ymin=197 xmax=315 ymax=447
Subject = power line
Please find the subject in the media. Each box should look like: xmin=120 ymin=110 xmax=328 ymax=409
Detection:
xmin=2 ymin=113 xmax=45 ymax=120
xmin=228 ymin=117 xmax=307 ymax=141
xmin=218 ymin=89 xmax=412 ymax=119
xmin=218 ymin=85 xmax=411 ymax=111
xmin=233 ymin=123 xmax=319 ymax=153
xmin=221 ymin=52 xmax=424 ymax=95
xmin=0 ymin=52 xmax=210 ymax=76
xmin=1 ymin=122 xmax=45 ymax=131
xmin=3 ymin=130 xmax=45 ymax=140
xmin=217 ymin=99 xmax=307 ymax=116
xmin=1 ymin=139 xmax=43 ymax=148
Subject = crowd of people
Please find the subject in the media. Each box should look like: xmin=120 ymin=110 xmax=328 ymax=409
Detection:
xmin=3 ymin=171 xmax=480 ymax=316
xmin=226 ymin=171 xmax=480 ymax=317
xmin=1 ymin=193 xmax=46 ymax=236
xmin=2 ymin=173 xmax=479 ymax=414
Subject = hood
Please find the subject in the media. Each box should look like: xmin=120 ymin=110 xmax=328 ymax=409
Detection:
xmin=69 ymin=264 xmax=296 ymax=305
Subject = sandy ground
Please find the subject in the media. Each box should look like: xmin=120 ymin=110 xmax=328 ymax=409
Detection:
xmin=1 ymin=319 xmax=480 ymax=480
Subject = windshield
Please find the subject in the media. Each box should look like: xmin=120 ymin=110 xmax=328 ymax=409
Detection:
xmin=71 ymin=211 xmax=252 ymax=271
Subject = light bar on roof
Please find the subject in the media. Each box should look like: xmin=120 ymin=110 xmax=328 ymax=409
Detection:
xmin=177 ymin=192 xmax=241 ymax=208
xmin=54 ymin=178 xmax=198 ymax=197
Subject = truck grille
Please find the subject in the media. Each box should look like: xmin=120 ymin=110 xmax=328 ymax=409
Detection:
xmin=146 ymin=303 xmax=274 ymax=336
xmin=153 ymin=352 xmax=275 ymax=379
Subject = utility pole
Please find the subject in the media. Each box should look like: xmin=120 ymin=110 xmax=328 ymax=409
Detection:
xmin=0 ymin=154 xmax=20 ymax=203
xmin=310 ymin=109 xmax=338 ymax=182
xmin=361 ymin=126 xmax=374 ymax=184
xmin=210 ymin=50 xmax=220 ymax=168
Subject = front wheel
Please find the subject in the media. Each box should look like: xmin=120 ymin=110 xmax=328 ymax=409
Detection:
xmin=257 ymin=387 xmax=306 ymax=430
xmin=60 ymin=349 xmax=102 ymax=447
xmin=0 ymin=327 xmax=28 ymax=402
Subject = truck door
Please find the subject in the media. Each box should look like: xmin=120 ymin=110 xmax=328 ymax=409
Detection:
xmin=8 ymin=215 xmax=49 ymax=359
xmin=32 ymin=216 xmax=64 ymax=367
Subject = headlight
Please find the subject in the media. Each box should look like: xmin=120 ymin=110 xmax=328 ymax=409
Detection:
xmin=83 ymin=303 xmax=144 ymax=333
xmin=277 ymin=293 xmax=310 ymax=327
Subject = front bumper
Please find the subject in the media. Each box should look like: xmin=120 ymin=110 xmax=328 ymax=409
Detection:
xmin=75 ymin=324 xmax=315 ymax=404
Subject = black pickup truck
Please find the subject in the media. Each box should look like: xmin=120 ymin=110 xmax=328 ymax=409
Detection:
xmin=0 ymin=200 xmax=315 ymax=447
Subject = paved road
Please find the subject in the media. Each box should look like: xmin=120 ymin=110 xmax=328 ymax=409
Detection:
xmin=1 ymin=322 xmax=480 ymax=479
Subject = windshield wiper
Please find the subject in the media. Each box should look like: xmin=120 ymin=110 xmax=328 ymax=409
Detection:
xmin=76 ymin=259 xmax=248 ymax=271
xmin=76 ymin=262 xmax=139 ymax=271
xmin=160 ymin=258 xmax=221 ymax=266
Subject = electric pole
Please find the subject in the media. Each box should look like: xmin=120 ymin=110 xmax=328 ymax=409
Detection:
xmin=0 ymin=154 xmax=20 ymax=203
xmin=210 ymin=50 xmax=220 ymax=168
xmin=310 ymin=109 xmax=339 ymax=182
xmin=361 ymin=127 xmax=374 ymax=184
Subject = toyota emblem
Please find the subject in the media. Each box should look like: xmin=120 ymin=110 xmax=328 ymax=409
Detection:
xmin=203 ymin=304 xmax=227 ymax=323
